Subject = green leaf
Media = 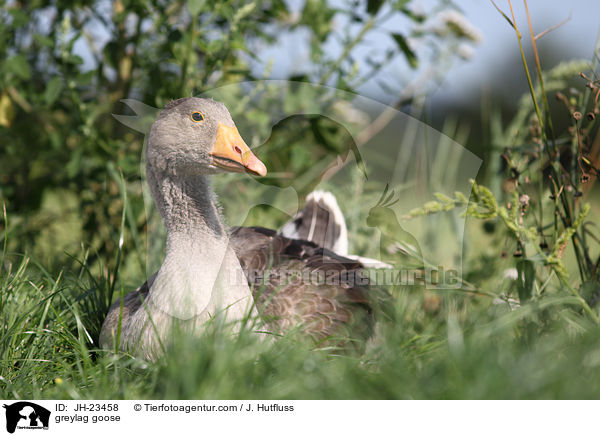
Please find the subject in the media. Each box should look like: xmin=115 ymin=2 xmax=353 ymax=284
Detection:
xmin=579 ymin=280 xmax=600 ymax=305
xmin=301 ymin=0 xmax=335 ymax=41
xmin=232 ymin=2 xmax=256 ymax=28
xmin=4 ymin=55 xmax=31 ymax=80
xmin=45 ymin=77 xmax=64 ymax=105
xmin=391 ymin=33 xmax=418 ymax=69
xmin=399 ymin=6 xmax=425 ymax=23
xmin=9 ymin=9 xmax=28 ymax=27
xmin=65 ymin=54 xmax=83 ymax=65
xmin=188 ymin=0 xmax=205 ymax=16
xmin=367 ymin=0 xmax=384 ymax=15
xmin=77 ymin=70 xmax=95 ymax=86
xmin=490 ymin=0 xmax=516 ymax=30
xmin=0 ymin=91 xmax=15 ymax=128
xmin=517 ymin=260 xmax=536 ymax=302
xmin=33 ymin=34 xmax=55 ymax=48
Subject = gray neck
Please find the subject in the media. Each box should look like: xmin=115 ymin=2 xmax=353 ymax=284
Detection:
xmin=147 ymin=168 xmax=225 ymax=239
xmin=143 ymin=165 xmax=253 ymax=323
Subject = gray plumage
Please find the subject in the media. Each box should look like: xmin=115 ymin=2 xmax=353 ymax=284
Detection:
xmin=99 ymin=97 xmax=380 ymax=360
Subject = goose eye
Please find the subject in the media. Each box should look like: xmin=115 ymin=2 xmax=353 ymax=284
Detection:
xmin=191 ymin=111 xmax=204 ymax=122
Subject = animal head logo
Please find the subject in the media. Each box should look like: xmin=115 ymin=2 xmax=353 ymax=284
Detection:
xmin=2 ymin=402 xmax=51 ymax=434
xmin=366 ymin=184 xmax=400 ymax=229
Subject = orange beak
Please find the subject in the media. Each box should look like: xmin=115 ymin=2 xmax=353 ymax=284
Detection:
xmin=209 ymin=123 xmax=267 ymax=177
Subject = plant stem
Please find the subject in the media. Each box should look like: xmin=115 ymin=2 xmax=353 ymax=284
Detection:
xmin=560 ymin=276 xmax=599 ymax=324
xmin=319 ymin=17 xmax=375 ymax=86
xmin=508 ymin=1 xmax=543 ymax=132
xmin=510 ymin=0 xmax=588 ymax=282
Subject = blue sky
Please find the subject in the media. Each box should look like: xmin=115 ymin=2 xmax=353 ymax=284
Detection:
xmin=431 ymin=0 xmax=600 ymax=103
xmin=68 ymin=0 xmax=599 ymax=107
xmin=253 ymin=0 xmax=600 ymax=107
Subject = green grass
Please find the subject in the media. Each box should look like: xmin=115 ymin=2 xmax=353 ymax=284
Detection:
xmin=3 ymin=237 xmax=600 ymax=400
xmin=2 ymin=20 xmax=599 ymax=397
xmin=2 ymin=120 xmax=600 ymax=399
xmin=2 ymin=105 xmax=599 ymax=398
xmin=2 ymin=0 xmax=599 ymax=401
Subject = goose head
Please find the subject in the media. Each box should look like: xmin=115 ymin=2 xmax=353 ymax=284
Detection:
xmin=146 ymin=97 xmax=267 ymax=178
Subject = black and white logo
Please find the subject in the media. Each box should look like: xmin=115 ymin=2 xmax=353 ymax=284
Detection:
xmin=2 ymin=402 xmax=50 ymax=434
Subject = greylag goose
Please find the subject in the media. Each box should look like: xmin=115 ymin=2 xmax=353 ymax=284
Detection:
xmin=99 ymin=97 xmax=378 ymax=360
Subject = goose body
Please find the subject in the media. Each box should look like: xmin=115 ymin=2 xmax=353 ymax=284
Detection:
xmin=99 ymin=98 xmax=378 ymax=359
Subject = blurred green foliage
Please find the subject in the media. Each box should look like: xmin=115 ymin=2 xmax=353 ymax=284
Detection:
xmin=2 ymin=0 xmax=600 ymax=401
xmin=0 ymin=0 xmax=466 ymax=274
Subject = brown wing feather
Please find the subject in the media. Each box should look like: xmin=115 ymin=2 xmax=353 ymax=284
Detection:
xmin=99 ymin=276 xmax=152 ymax=347
xmin=230 ymin=226 xmax=376 ymax=346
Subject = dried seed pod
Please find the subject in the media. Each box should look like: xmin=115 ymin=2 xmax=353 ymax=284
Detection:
xmin=519 ymin=194 xmax=530 ymax=208
xmin=557 ymin=242 xmax=567 ymax=259
xmin=502 ymin=178 xmax=518 ymax=192
xmin=513 ymin=249 xmax=523 ymax=258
